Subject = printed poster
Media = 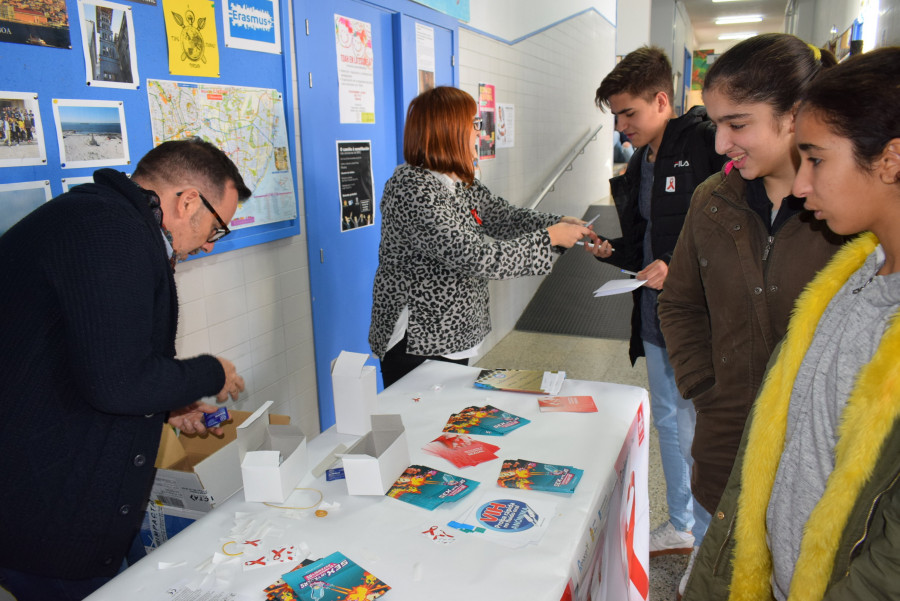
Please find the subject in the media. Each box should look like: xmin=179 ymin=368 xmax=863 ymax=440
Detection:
xmin=691 ymin=49 xmax=716 ymax=90
xmin=0 ymin=0 xmax=71 ymax=48
xmin=77 ymin=0 xmax=139 ymax=89
xmin=496 ymin=103 xmax=514 ymax=148
xmin=334 ymin=14 xmax=374 ymax=124
xmin=163 ymin=0 xmax=220 ymax=77
xmin=477 ymin=82 xmax=495 ymax=160
xmin=415 ymin=22 xmax=435 ymax=93
xmin=336 ymin=140 xmax=374 ymax=231
xmin=52 ymin=98 xmax=130 ymax=169
xmin=0 ymin=92 xmax=47 ymax=168
xmin=0 ymin=180 xmax=52 ymax=236
xmin=223 ymin=0 xmax=280 ymax=54
xmin=148 ymin=79 xmax=297 ymax=229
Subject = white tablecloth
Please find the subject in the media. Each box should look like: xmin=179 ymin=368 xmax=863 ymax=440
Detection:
xmin=87 ymin=360 xmax=649 ymax=601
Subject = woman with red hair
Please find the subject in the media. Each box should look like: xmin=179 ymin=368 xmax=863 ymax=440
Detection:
xmin=369 ymin=86 xmax=590 ymax=387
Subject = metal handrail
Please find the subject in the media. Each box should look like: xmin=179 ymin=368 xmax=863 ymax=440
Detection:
xmin=527 ymin=124 xmax=603 ymax=210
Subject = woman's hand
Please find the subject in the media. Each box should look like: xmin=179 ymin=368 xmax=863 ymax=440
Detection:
xmin=547 ymin=222 xmax=592 ymax=248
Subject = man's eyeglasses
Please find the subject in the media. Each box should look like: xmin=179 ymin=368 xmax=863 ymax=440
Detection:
xmin=177 ymin=190 xmax=231 ymax=243
xmin=473 ymin=117 xmax=483 ymax=132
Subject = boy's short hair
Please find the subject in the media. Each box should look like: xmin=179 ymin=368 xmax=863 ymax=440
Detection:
xmin=595 ymin=46 xmax=674 ymax=111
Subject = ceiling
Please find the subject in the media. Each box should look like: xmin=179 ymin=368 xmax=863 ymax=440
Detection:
xmin=680 ymin=0 xmax=790 ymax=50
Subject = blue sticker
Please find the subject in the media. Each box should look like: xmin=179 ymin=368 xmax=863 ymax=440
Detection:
xmin=204 ymin=407 xmax=230 ymax=428
xmin=326 ymin=467 xmax=345 ymax=481
xmin=475 ymin=499 xmax=539 ymax=532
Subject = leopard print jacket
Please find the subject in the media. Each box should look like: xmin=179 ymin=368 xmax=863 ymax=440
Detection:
xmin=369 ymin=164 xmax=561 ymax=358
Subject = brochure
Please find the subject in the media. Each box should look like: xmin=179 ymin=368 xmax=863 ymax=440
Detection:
xmin=281 ymin=552 xmax=390 ymax=601
xmin=422 ymin=433 xmax=500 ymax=468
xmin=385 ymin=465 xmax=479 ymax=510
xmin=442 ymin=405 xmax=530 ymax=436
xmin=497 ymin=459 xmax=583 ymax=493
xmin=474 ymin=368 xmax=565 ymax=395
xmin=537 ymin=395 xmax=598 ymax=413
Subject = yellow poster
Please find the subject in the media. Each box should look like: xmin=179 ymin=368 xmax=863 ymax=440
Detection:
xmin=163 ymin=0 xmax=220 ymax=78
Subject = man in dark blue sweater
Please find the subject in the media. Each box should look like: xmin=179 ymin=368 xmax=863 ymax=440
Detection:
xmin=0 ymin=139 xmax=252 ymax=601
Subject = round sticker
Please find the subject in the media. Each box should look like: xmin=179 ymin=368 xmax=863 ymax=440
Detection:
xmin=475 ymin=498 xmax=539 ymax=532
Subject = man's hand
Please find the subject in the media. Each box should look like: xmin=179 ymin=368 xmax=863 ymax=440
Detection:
xmin=216 ymin=357 xmax=245 ymax=403
xmin=638 ymin=259 xmax=668 ymax=290
xmin=168 ymin=401 xmax=226 ymax=436
xmin=584 ymin=231 xmax=614 ymax=258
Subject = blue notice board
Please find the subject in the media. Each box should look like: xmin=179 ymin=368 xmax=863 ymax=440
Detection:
xmin=0 ymin=0 xmax=300 ymax=255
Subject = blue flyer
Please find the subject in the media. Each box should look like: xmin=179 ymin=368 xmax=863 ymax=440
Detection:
xmin=281 ymin=551 xmax=390 ymax=601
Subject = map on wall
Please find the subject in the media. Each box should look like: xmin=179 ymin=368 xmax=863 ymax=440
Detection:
xmin=146 ymin=78 xmax=297 ymax=229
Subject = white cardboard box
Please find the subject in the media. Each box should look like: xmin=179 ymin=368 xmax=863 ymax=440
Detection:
xmin=340 ymin=414 xmax=409 ymax=495
xmin=331 ymin=351 xmax=377 ymax=436
xmin=152 ymin=409 xmax=288 ymax=512
xmin=237 ymin=401 xmax=308 ymax=503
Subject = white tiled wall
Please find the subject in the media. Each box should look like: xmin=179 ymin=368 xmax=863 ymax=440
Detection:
xmin=459 ymin=10 xmax=618 ymax=357
xmin=173 ymin=233 xmax=320 ymax=438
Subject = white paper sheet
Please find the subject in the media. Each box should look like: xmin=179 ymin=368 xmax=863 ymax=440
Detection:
xmin=593 ymin=278 xmax=647 ymax=297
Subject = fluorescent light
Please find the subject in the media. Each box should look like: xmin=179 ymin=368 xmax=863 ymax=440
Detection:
xmin=718 ymin=32 xmax=758 ymax=40
xmin=715 ymin=15 xmax=763 ymax=25
xmin=713 ymin=0 xmax=751 ymax=3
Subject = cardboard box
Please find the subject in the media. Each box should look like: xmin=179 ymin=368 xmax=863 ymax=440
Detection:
xmin=152 ymin=406 xmax=291 ymax=512
xmin=238 ymin=400 xmax=308 ymax=503
xmin=340 ymin=414 xmax=409 ymax=495
xmin=331 ymin=351 xmax=377 ymax=436
xmin=138 ymin=501 xmax=206 ymax=554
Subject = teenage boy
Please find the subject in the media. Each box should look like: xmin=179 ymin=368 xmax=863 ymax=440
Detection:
xmin=585 ymin=45 xmax=726 ymax=583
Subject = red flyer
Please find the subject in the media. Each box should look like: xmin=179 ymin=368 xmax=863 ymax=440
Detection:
xmin=537 ymin=395 xmax=598 ymax=413
xmin=422 ymin=433 xmax=500 ymax=468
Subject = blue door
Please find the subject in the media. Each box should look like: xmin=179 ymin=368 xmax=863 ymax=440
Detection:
xmin=294 ymin=0 xmax=458 ymax=430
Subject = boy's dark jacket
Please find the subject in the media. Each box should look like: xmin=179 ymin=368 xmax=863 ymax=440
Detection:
xmin=600 ymin=105 xmax=726 ymax=364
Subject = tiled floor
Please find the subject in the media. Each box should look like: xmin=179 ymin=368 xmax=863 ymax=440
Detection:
xmin=474 ymin=330 xmax=691 ymax=601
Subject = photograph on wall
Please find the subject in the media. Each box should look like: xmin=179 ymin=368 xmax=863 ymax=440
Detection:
xmin=336 ymin=140 xmax=374 ymax=231
xmin=0 ymin=0 xmax=71 ymax=48
xmin=147 ymin=79 xmax=297 ymax=229
xmin=52 ymin=98 xmax=129 ymax=169
xmin=477 ymin=82 xmax=495 ymax=160
xmin=0 ymin=92 xmax=47 ymax=168
xmin=77 ymin=0 xmax=139 ymax=89
xmin=334 ymin=14 xmax=375 ymax=124
xmin=415 ymin=22 xmax=434 ymax=93
xmin=496 ymin=103 xmax=514 ymax=148
xmin=0 ymin=180 xmax=52 ymax=236
xmin=223 ymin=0 xmax=280 ymax=54
xmin=163 ymin=0 xmax=220 ymax=77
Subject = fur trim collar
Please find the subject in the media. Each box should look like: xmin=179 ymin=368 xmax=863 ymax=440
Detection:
xmin=729 ymin=232 xmax=900 ymax=601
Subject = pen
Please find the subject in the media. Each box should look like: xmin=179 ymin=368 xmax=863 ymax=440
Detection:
xmin=575 ymin=241 xmax=614 ymax=251
xmin=620 ymin=269 xmax=639 ymax=276
xmin=584 ymin=214 xmax=601 ymax=227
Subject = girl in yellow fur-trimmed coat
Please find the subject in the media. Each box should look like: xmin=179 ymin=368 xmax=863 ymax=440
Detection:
xmin=682 ymin=46 xmax=900 ymax=601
